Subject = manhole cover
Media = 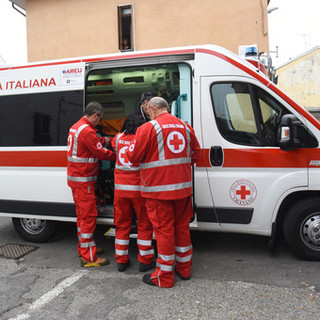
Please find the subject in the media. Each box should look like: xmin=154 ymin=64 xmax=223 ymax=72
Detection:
xmin=0 ymin=243 xmax=38 ymax=259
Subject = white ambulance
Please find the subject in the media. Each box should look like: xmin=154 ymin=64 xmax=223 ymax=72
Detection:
xmin=1 ymin=45 xmax=320 ymax=261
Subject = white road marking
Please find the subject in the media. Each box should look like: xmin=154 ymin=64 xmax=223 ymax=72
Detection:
xmin=9 ymin=271 xmax=85 ymax=320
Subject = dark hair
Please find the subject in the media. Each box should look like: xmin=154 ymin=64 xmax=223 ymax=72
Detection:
xmin=121 ymin=113 xmax=145 ymax=134
xmin=140 ymin=91 xmax=157 ymax=104
xmin=84 ymin=101 xmax=103 ymax=116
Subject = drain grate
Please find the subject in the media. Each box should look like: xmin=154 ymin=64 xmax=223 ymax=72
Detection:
xmin=0 ymin=243 xmax=38 ymax=259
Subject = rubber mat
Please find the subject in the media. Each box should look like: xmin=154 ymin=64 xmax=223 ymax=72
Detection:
xmin=0 ymin=243 xmax=38 ymax=259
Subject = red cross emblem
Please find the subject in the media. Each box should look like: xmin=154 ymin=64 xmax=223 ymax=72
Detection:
xmin=170 ymin=134 xmax=183 ymax=150
xmin=167 ymin=131 xmax=185 ymax=154
xmin=236 ymin=185 xmax=251 ymax=199
xmin=119 ymin=147 xmax=132 ymax=166
xmin=230 ymin=180 xmax=257 ymax=206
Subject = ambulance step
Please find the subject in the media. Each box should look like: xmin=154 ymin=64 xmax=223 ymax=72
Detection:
xmin=104 ymin=227 xmax=138 ymax=239
xmin=97 ymin=205 xmax=113 ymax=218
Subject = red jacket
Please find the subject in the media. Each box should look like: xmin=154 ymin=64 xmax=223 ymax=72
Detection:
xmin=112 ymin=132 xmax=141 ymax=198
xmin=127 ymin=112 xmax=201 ymax=200
xmin=67 ymin=117 xmax=115 ymax=188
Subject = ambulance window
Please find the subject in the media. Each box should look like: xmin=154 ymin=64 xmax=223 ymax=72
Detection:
xmin=255 ymin=87 xmax=288 ymax=146
xmin=0 ymin=91 xmax=83 ymax=147
xmin=211 ymin=83 xmax=260 ymax=145
xmin=211 ymin=82 xmax=289 ymax=146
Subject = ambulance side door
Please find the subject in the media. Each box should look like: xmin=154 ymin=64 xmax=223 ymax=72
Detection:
xmin=195 ymin=76 xmax=308 ymax=233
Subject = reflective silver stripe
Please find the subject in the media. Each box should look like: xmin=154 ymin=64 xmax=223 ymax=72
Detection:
xmin=176 ymin=254 xmax=192 ymax=263
xmin=115 ymin=249 xmax=128 ymax=255
xmin=142 ymin=119 xmax=191 ymax=170
xmin=139 ymin=249 xmax=154 ymax=256
xmin=152 ymin=269 xmax=161 ymax=287
xmin=68 ymin=156 xmax=98 ymax=163
xmin=137 ymin=239 xmax=152 ymax=246
xmin=90 ymin=247 xmax=93 ymax=262
xmin=175 ymin=244 xmax=192 ymax=253
xmin=140 ymin=157 xmax=191 ymax=169
xmin=115 ymin=164 xmax=140 ymax=171
xmin=115 ymin=238 xmax=129 ymax=245
xmin=141 ymin=181 xmax=192 ymax=193
xmin=77 ymin=227 xmax=81 ymax=232
xmin=72 ymin=124 xmax=89 ymax=157
xmin=151 ymin=120 xmax=165 ymax=160
xmin=114 ymin=184 xmax=141 ymax=191
xmin=80 ymin=241 xmax=95 ymax=248
xmin=67 ymin=175 xmax=97 ymax=182
xmin=159 ymin=253 xmax=175 ymax=261
xmin=183 ymin=121 xmax=191 ymax=157
xmin=80 ymin=233 xmax=94 ymax=239
xmin=156 ymin=262 xmax=174 ymax=272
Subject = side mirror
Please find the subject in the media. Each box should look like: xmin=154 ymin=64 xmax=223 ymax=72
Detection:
xmin=278 ymin=114 xmax=301 ymax=151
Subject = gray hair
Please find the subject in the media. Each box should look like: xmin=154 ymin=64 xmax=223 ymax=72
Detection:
xmin=84 ymin=101 xmax=103 ymax=116
xmin=148 ymin=97 xmax=168 ymax=110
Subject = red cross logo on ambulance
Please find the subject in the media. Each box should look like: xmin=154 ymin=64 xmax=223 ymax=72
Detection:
xmin=119 ymin=146 xmax=132 ymax=166
xmin=167 ymin=131 xmax=185 ymax=154
xmin=229 ymin=179 xmax=257 ymax=206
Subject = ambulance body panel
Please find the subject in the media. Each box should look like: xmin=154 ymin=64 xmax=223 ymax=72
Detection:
xmin=1 ymin=45 xmax=320 ymax=259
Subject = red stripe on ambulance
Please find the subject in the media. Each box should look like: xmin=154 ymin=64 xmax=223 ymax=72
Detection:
xmin=196 ymin=148 xmax=308 ymax=168
xmin=0 ymin=151 xmax=67 ymax=167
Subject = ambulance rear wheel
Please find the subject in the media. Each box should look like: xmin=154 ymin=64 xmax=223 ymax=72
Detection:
xmin=283 ymin=198 xmax=320 ymax=261
xmin=12 ymin=218 xmax=56 ymax=243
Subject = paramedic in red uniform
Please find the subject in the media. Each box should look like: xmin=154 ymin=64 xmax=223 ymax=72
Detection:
xmin=67 ymin=101 xmax=115 ymax=267
xmin=112 ymin=113 xmax=155 ymax=272
xmin=127 ymin=97 xmax=201 ymax=288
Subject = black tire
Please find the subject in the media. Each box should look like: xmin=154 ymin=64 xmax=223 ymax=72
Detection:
xmin=283 ymin=198 xmax=320 ymax=260
xmin=12 ymin=218 xmax=57 ymax=243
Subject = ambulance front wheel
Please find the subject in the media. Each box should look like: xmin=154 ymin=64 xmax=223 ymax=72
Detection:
xmin=12 ymin=218 xmax=57 ymax=243
xmin=283 ymin=198 xmax=320 ymax=261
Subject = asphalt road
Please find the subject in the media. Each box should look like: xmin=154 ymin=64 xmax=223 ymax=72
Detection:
xmin=0 ymin=217 xmax=319 ymax=320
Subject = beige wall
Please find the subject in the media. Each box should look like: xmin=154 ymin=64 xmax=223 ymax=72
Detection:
xmin=26 ymin=0 xmax=269 ymax=62
xmin=277 ymin=49 xmax=320 ymax=108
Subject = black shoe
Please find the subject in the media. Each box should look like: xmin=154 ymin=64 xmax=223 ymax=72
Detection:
xmin=139 ymin=260 xmax=156 ymax=272
xmin=118 ymin=260 xmax=131 ymax=272
xmin=142 ymin=273 xmax=157 ymax=286
xmin=175 ymin=267 xmax=191 ymax=280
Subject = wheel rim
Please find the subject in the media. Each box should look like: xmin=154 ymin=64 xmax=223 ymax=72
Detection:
xmin=20 ymin=218 xmax=46 ymax=235
xmin=300 ymin=213 xmax=320 ymax=251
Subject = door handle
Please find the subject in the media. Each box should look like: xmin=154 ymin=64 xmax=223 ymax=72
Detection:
xmin=210 ymin=146 xmax=223 ymax=166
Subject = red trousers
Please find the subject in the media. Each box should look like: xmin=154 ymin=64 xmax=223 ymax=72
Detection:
xmin=114 ymin=196 xmax=154 ymax=264
xmin=145 ymin=196 xmax=193 ymax=288
xmin=71 ymin=186 xmax=98 ymax=262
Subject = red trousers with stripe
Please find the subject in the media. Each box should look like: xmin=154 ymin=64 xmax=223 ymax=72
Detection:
xmin=145 ymin=196 xmax=193 ymax=288
xmin=71 ymin=186 xmax=98 ymax=262
xmin=114 ymin=196 xmax=154 ymax=264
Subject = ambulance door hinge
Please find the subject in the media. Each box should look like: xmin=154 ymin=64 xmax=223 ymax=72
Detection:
xmin=210 ymin=146 xmax=223 ymax=166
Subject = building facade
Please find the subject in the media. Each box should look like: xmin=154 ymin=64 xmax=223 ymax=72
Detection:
xmin=276 ymin=47 xmax=320 ymax=110
xmin=11 ymin=0 xmax=270 ymax=62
